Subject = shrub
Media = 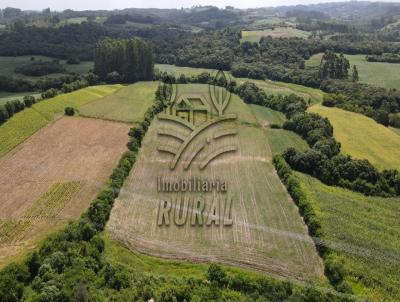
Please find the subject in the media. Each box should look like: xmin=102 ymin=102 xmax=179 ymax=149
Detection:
xmin=64 ymin=107 xmax=75 ymax=116
xmin=23 ymin=95 xmax=36 ymax=107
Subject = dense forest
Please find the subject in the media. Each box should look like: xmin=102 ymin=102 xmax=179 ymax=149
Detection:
xmin=94 ymin=38 xmax=154 ymax=82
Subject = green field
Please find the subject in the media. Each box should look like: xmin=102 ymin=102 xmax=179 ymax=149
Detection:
xmin=299 ymin=172 xmax=400 ymax=301
xmin=0 ymin=85 xmax=121 ymax=158
xmin=0 ymin=56 xmax=93 ymax=80
xmin=64 ymin=17 xmax=87 ymax=24
xmin=79 ymin=82 xmax=158 ymax=123
xmin=306 ymin=53 xmax=400 ymax=89
xmin=156 ymin=64 xmax=218 ymax=77
xmin=107 ymin=84 xmax=325 ymax=283
xmin=309 ymin=104 xmax=400 ymax=170
xmin=241 ymin=27 xmax=310 ymax=43
xmin=250 ymin=104 xmax=310 ymax=155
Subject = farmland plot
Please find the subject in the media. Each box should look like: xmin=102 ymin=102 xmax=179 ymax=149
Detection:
xmin=107 ymin=84 xmax=324 ymax=282
xmin=79 ymin=82 xmax=158 ymax=123
xmin=0 ymin=117 xmax=130 ymax=266
xmin=0 ymin=84 xmax=121 ymax=158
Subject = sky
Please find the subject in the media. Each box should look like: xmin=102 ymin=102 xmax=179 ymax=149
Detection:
xmin=1 ymin=0 xmax=399 ymax=11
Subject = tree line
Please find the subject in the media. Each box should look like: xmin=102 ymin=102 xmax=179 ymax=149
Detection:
xmin=94 ymin=38 xmax=154 ymax=82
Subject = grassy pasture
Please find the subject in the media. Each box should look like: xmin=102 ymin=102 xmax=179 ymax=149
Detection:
xmin=250 ymin=104 xmax=309 ymax=156
xmin=0 ymin=84 xmax=121 ymax=158
xmin=107 ymin=84 xmax=324 ymax=283
xmin=306 ymin=53 xmax=400 ymax=89
xmin=241 ymin=27 xmax=310 ymax=43
xmin=309 ymin=104 xmax=400 ymax=170
xmin=156 ymin=64 xmax=218 ymax=77
xmin=299 ymin=173 xmax=400 ymax=301
xmin=79 ymin=82 xmax=157 ymax=123
xmin=0 ymin=56 xmax=93 ymax=80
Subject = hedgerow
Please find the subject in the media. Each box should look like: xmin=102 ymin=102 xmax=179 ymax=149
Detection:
xmin=273 ymin=154 xmax=351 ymax=293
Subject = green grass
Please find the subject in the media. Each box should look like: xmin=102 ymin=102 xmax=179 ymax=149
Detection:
xmin=64 ymin=17 xmax=87 ymax=24
xmin=0 ymin=109 xmax=48 ymax=158
xmin=0 ymin=85 xmax=121 ymax=158
xmin=104 ymin=232 xmax=286 ymax=281
xmin=79 ymin=82 xmax=158 ymax=123
xmin=299 ymin=172 xmax=400 ymax=301
xmin=250 ymin=104 xmax=309 ymax=155
xmin=0 ymin=56 xmax=93 ymax=81
xmin=241 ymin=27 xmax=310 ymax=43
xmin=0 ymin=91 xmax=41 ymax=106
xmin=107 ymin=83 xmax=325 ymax=284
xmin=306 ymin=53 xmax=400 ymax=89
xmin=309 ymin=104 xmax=400 ymax=170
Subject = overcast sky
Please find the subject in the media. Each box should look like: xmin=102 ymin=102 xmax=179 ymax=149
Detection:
xmin=1 ymin=0 xmax=399 ymax=11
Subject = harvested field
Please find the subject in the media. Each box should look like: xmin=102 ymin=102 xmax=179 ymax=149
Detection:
xmin=0 ymin=117 xmax=130 ymax=266
xmin=107 ymin=84 xmax=325 ymax=283
xmin=0 ymin=84 xmax=121 ymax=158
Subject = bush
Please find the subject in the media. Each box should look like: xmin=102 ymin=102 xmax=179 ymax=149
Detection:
xmin=23 ymin=95 xmax=36 ymax=107
xmin=15 ymin=60 xmax=66 ymax=76
xmin=105 ymin=71 xmax=122 ymax=83
xmin=64 ymin=107 xmax=75 ymax=116
xmin=269 ymin=123 xmax=282 ymax=129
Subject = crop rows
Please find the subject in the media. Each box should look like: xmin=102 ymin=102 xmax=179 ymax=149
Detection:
xmin=0 ymin=220 xmax=32 ymax=245
xmin=23 ymin=181 xmax=83 ymax=220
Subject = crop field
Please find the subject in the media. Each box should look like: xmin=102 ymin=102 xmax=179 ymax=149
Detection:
xmin=309 ymin=104 xmax=400 ymax=170
xmin=0 ymin=84 xmax=121 ymax=158
xmin=0 ymin=117 xmax=130 ymax=266
xmin=107 ymin=84 xmax=324 ymax=283
xmin=306 ymin=53 xmax=400 ymax=89
xmin=0 ymin=56 xmax=93 ymax=80
xmin=299 ymin=173 xmax=400 ymax=301
xmin=79 ymin=82 xmax=158 ymax=123
xmin=241 ymin=27 xmax=310 ymax=43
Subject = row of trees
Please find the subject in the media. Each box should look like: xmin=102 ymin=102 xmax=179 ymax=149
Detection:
xmin=318 ymin=51 xmax=350 ymax=79
xmin=366 ymin=53 xmax=400 ymax=63
xmin=94 ymin=38 xmax=154 ymax=82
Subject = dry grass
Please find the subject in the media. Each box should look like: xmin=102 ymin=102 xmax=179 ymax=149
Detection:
xmin=0 ymin=117 xmax=130 ymax=267
xmin=107 ymin=84 xmax=325 ymax=283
